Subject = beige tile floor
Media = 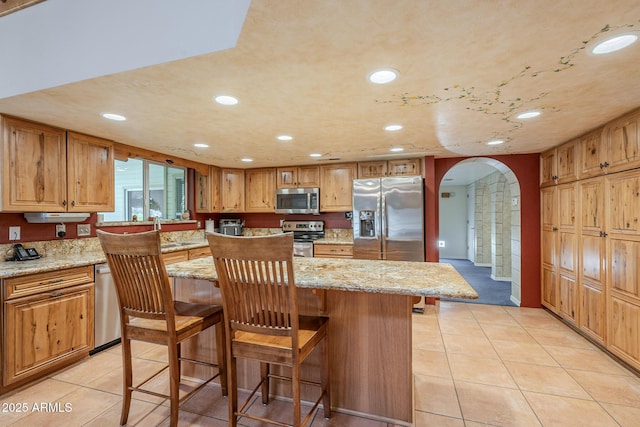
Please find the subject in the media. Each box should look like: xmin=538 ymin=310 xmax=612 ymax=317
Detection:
xmin=1 ymin=301 xmax=639 ymax=426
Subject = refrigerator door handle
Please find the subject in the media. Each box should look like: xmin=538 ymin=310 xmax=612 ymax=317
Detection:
xmin=381 ymin=194 xmax=387 ymax=260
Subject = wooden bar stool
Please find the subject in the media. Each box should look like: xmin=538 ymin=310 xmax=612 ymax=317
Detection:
xmin=97 ymin=230 xmax=226 ymax=427
xmin=207 ymin=232 xmax=331 ymax=427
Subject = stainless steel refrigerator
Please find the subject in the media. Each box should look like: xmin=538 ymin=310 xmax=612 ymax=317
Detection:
xmin=352 ymin=176 xmax=425 ymax=261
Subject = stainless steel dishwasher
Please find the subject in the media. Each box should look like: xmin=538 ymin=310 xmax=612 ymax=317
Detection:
xmin=91 ymin=263 xmax=121 ymax=354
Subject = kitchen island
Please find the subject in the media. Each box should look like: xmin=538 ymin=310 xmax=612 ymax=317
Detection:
xmin=166 ymin=256 xmax=477 ymax=425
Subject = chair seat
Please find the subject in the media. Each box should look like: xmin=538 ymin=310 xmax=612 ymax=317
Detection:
xmin=232 ymin=316 xmax=328 ymax=365
xmin=127 ymin=301 xmax=223 ymax=343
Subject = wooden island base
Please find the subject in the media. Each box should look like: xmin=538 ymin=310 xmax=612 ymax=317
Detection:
xmin=173 ymin=278 xmax=414 ymax=425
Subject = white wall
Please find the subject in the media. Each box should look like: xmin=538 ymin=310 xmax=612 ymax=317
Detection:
xmin=438 ymin=185 xmax=468 ymax=259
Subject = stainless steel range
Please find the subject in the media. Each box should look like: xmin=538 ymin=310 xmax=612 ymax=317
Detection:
xmin=282 ymin=220 xmax=324 ymax=257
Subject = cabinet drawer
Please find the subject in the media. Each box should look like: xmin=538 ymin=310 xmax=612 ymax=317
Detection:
xmin=188 ymin=247 xmax=211 ymax=260
xmin=162 ymin=250 xmax=189 ymax=265
xmin=4 ymin=265 xmax=94 ymax=301
xmin=314 ymin=244 xmax=353 ymax=258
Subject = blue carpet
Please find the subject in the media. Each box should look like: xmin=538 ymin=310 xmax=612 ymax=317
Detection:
xmin=440 ymin=258 xmax=516 ymax=306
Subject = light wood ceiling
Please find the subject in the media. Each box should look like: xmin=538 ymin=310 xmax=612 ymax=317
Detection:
xmin=1 ymin=0 xmax=640 ymax=169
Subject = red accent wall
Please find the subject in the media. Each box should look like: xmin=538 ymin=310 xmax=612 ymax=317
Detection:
xmin=425 ymin=154 xmax=541 ymax=308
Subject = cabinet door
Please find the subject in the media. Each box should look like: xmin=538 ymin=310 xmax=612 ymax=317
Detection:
xmin=579 ymin=177 xmax=607 ymax=343
xmin=195 ymin=170 xmax=211 ymax=213
xmin=66 ymin=132 xmax=115 ymax=212
xmin=221 ymin=168 xmax=245 ymax=212
xmin=540 ymin=186 xmax=558 ymax=311
xmin=540 ymin=148 xmax=557 ymax=187
xmin=605 ymin=109 xmax=640 ymax=174
xmin=196 ymin=166 xmax=222 ymax=213
xmin=319 ymin=163 xmax=357 ymax=212
xmin=3 ymin=283 xmax=94 ymax=387
xmin=245 ymin=168 xmax=276 ymax=212
xmin=609 ymin=296 xmax=640 ymax=369
xmin=607 ymin=171 xmax=640 ymax=237
xmin=387 ymin=159 xmax=421 ymax=176
xmin=358 ymin=161 xmax=387 ymax=178
xmin=276 ymin=167 xmax=297 ymax=188
xmin=1 ymin=116 xmax=67 ymax=212
xmin=578 ymin=128 xmax=606 ymax=179
xmin=559 ymin=274 xmax=578 ymax=323
xmin=556 ymin=140 xmax=577 ymax=184
xmin=296 ymin=166 xmax=320 ymax=187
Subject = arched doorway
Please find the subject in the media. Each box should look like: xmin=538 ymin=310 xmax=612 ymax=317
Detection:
xmin=438 ymin=158 xmax=522 ymax=306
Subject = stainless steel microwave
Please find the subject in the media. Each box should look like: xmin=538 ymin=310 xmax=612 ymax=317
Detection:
xmin=275 ymin=188 xmax=320 ymax=214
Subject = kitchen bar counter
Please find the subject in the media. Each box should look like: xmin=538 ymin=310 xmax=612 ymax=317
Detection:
xmin=168 ymin=256 xmax=476 ymax=425
xmin=166 ymin=256 xmax=477 ymax=299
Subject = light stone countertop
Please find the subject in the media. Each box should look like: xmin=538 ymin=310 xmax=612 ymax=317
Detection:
xmin=166 ymin=256 xmax=478 ymax=299
xmin=0 ymin=238 xmax=208 ymax=279
xmin=312 ymin=236 xmax=353 ymax=245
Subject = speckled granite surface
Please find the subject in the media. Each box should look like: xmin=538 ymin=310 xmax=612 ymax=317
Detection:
xmin=166 ymin=256 xmax=478 ymax=299
xmin=0 ymin=231 xmax=208 ymax=279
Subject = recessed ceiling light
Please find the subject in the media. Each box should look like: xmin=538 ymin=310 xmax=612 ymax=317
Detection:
xmin=240 ymin=158 xmax=253 ymax=163
xmin=516 ymin=111 xmax=541 ymax=119
xmin=487 ymin=139 xmax=504 ymax=146
xmin=592 ymin=34 xmax=638 ymax=54
xmin=385 ymin=124 xmax=403 ymax=131
xmin=193 ymin=143 xmax=209 ymax=148
xmin=309 ymin=153 xmax=322 ymax=158
xmin=390 ymin=147 xmax=404 ymax=152
xmin=101 ymin=113 xmax=126 ymax=121
xmin=368 ymin=68 xmax=398 ymax=84
xmin=214 ymin=95 xmax=238 ymax=105
xmin=277 ymin=135 xmax=293 ymax=141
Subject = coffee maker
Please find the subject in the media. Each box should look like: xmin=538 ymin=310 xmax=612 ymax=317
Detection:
xmin=218 ymin=219 xmax=244 ymax=236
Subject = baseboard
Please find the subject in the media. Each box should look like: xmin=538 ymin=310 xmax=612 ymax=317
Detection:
xmin=474 ymin=262 xmax=491 ymax=267
xmin=510 ymin=295 xmax=521 ymax=306
xmin=490 ymin=275 xmax=512 ymax=282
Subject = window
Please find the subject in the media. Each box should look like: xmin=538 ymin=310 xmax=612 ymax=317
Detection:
xmin=102 ymin=158 xmax=186 ymax=222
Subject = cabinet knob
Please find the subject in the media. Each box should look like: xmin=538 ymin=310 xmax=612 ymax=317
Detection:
xmin=552 ymin=227 xmax=558 ymax=232
xmin=62 ymin=200 xmax=67 ymax=207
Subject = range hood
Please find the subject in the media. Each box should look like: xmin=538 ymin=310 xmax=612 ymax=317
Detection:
xmin=24 ymin=212 xmax=91 ymax=223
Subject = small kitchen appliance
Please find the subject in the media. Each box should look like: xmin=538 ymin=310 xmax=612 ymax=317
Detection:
xmin=218 ymin=219 xmax=244 ymax=236
xmin=282 ymin=220 xmax=324 ymax=257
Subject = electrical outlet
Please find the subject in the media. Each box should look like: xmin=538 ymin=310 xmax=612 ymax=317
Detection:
xmin=197 ymin=220 xmax=202 ymax=228
xmin=9 ymin=226 xmax=20 ymax=241
xmin=77 ymin=224 xmax=91 ymax=236
xmin=56 ymin=224 xmax=66 ymax=238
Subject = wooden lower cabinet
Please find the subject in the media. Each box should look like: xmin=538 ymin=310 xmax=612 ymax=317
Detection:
xmin=314 ymin=244 xmax=353 ymax=258
xmin=609 ymin=296 xmax=640 ymax=366
xmin=580 ymin=282 xmax=606 ymax=343
xmin=2 ymin=267 xmax=94 ymax=391
xmin=558 ymin=274 xmax=578 ymax=323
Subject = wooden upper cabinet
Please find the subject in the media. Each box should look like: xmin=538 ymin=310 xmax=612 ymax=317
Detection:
xmin=540 ymin=148 xmax=557 ymax=187
xmin=578 ymin=127 xmax=606 ymax=179
xmin=357 ymin=159 xmax=421 ymax=178
xmin=1 ymin=117 xmax=114 ymax=212
xmin=604 ymin=108 xmax=640 ymax=174
xmin=540 ymin=141 xmax=576 ymax=187
xmin=195 ymin=166 xmax=221 ymax=213
xmin=1 ymin=116 xmax=67 ymax=212
xmin=358 ymin=161 xmax=388 ymax=178
xmin=276 ymin=166 xmax=319 ymax=188
xmin=245 ymin=168 xmax=276 ymax=212
xmin=220 ymin=168 xmax=245 ymax=212
xmin=66 ymin=132 xmax=114 ymax=212
xmin=319 ymin=163 xmax=357 ymax=212
xmin=555 ymin=140 xmax=577 ymax=184
xmin=388 ymin=158 xmax=421 ymax=176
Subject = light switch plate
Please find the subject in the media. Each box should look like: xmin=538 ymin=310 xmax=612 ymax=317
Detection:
xmin=9 ymin=226 xmax=20 ymax=240
xmin=77 ymin=224 xmax=91 ymax=236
